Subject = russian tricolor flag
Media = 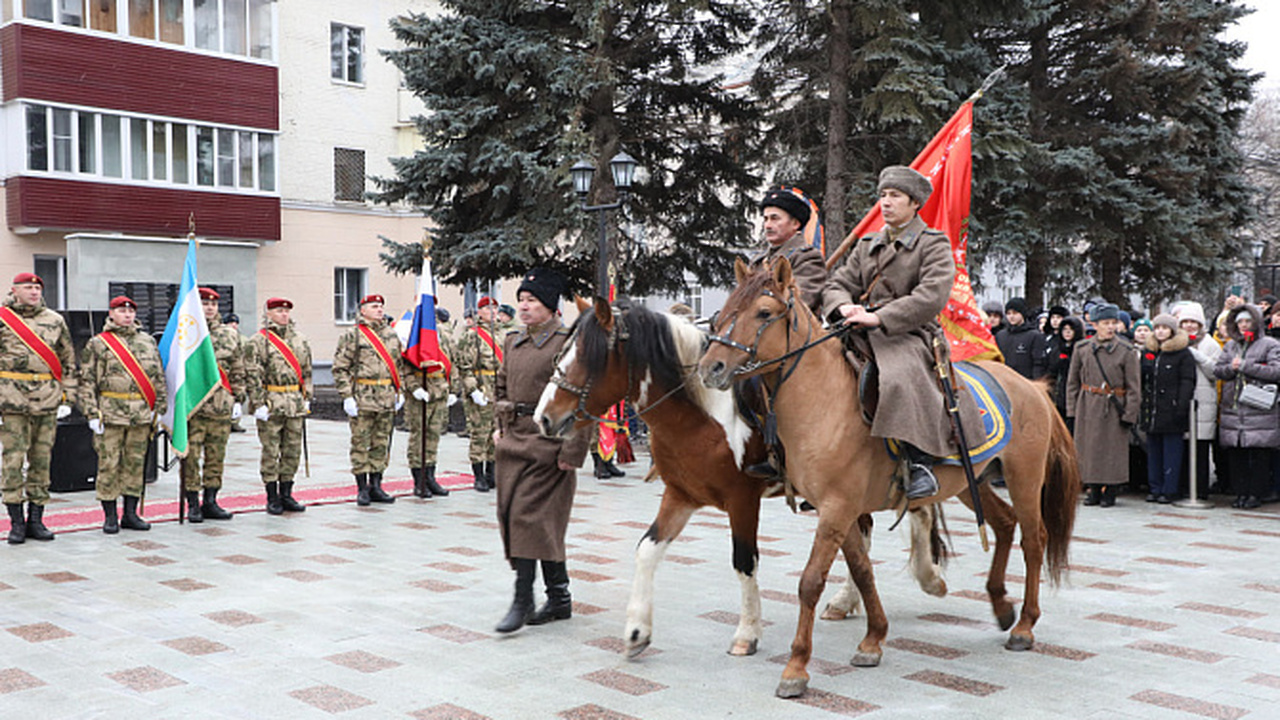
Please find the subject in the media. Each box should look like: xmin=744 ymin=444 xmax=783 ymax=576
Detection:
xmin=402 ymin=259 xmax=452 ymax=378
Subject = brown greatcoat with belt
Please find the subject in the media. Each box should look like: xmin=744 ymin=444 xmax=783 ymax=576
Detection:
xmin=1065 ymin=334 xmax=1140 ymax=486
xmin=750 ymin=231 xmax=828 ymax=315
xmin=821 ymin=213 xmax=962 ymax=458
xmin=494 ymin=316 xmax=589 ymax=563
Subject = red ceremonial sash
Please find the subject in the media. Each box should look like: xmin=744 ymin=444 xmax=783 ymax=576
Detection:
xmin=261 ymin=328 xmax=305 ymax=387
xmin=0 ymin=306 xmax=63 ymax=381
xmin=473 ymin=326 xmax=503 ymax=363
xmin=98 ymin=331 xmax=158 ymax=410
xmin=218 ymin=366 xmax=232 ymax=393
xmin=358 ymin=324 xmax=402 ymax=391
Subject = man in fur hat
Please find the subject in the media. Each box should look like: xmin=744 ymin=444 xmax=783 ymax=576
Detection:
xmin=750 ymin=186 xmax=828 ymax=314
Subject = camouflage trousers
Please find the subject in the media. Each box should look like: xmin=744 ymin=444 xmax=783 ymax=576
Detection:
xmin=258 ymin=415 xmax=304 ymax=484
xmin=405 ymin=396 xmax=449 ymax=468
xmin=465 ymin=398 xmax=495 ymax=463
xmin=94 ymin=423 xmax=151 ymax=501
xmin=0 ymin=412 xmax=56 ymax=505
xmin=183 ymin=414 xmax=232 ymax=491
xmin=348 ymin=411 xmax=393 ymax=475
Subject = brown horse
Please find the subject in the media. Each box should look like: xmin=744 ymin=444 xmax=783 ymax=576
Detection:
xmin=535 ymin=297 xmax=945 ymax=658
xmin=698 ymin=258 xmax=1081 ymax=698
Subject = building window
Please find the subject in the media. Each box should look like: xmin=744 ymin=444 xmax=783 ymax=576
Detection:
xmin=257 ymin=134 xmax=275 ymax=191
xmin=248 ymin=0 xmax=272 ymax=59
xmin=216 ymin=128 xmax=235 ymax=186
xmin=90 ymin=0 xmax=117 ymax=32
xmin=171 ymin=123 xmax=189 ymax=184
xmin=330 ymin=23 xmax=364 ymax=84
xmin=52 ymin=108 xmax=73 ymax=172
xmin=77 ymin=112 xmax=96 ymax=174
xmin=26 ymin=105 xmax=48 ymax=172
xmin=34 ymin=256 xmax=67 ymax=311
xmin=128 ymin=0 xmax=154 ymax=39
xmin=223 ymin=0 xmax=246 ymax=54
xmin=333 ymin=148 xmax=365 ymax=202
xmin=681 ymin=285 xmax=703 ymax=318
xmin=196 ymin=126 xmax=215 ymax=185
xmin=129 ymin=117 xmax=148 ymax=180
xmin=102 ymin=114 xmax=123 ymax=177
xmin=25 ymin=0 xmax=54 ymax=21
xmin=159 ymin=0 xmax=183 ymax=44
xmin=333 ymin=268 xmax=367 ymax=323
xmin=193 ymin=0 xmax=217 ymax=50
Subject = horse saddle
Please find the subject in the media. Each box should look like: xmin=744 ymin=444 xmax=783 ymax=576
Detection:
xmin=882 ymin=361 xmax=1013 ymax=466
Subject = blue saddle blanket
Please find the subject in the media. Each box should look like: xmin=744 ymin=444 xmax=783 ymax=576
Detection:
xmin=887 ymin=361 xmax=1012 ymax=466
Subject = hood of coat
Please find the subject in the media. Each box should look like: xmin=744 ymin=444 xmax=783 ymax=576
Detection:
xmin=1144 ymin=327 xmax=1189 ymax=353
xmin=1058 ymin=316 xmax=1085 ymax=345
xmin=1225 ymin=304 xmax=1266 ymax=343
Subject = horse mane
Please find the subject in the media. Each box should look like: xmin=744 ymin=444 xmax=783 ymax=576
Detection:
xmin=720 ymin=263 xmax=778 ymax=319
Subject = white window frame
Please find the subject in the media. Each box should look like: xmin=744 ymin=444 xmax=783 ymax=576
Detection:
xmin=333 ymin=267 xmax=368 ymax=324
xmin=33 ymin=256 xmax=68 ymax=311
xmin=330 ymin=22 xmax=365 ymax=85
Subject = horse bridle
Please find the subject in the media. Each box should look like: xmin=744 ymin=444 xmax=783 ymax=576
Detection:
xmin=708 ymin=284 xmax=855 ymax=381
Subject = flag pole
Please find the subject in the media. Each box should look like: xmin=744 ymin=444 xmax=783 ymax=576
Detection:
xmin=178 ymin=213 xmax=196 ymax=525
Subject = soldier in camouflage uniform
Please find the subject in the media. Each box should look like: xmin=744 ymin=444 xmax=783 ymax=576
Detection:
xmin=405 ymin=306 xmax=457 ymax=499
xmin=1 ymin=273 xmax=76 ymax=544
xmin=181 ymin=287 xmax=246 ymax=523
xmin=79 ymin=296 xmax=168 ymax=533
xmin=245 ymin=297 xmax=312 ymax=515
xmin=334 ymin=294 xmax=410 ymax=505
xmin=456 ymin=296 xmax=503 ymax=491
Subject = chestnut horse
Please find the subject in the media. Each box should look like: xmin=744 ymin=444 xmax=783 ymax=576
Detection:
xmin=698 ymin=258 xmax=1081 ymax=698
xmin=535 ymin=297 xmax=946 ymax=658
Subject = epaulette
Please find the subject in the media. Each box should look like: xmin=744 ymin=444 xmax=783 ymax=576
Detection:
xmin=921 ymin=227 xmax=948 ymax=238
xmin=554 ymin=325 xmax=571 ymax=336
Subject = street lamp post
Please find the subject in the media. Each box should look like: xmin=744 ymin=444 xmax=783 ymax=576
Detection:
xmin=571 ymin=152 xmax=638 ymax=298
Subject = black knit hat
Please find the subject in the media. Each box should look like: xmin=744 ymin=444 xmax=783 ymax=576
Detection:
xmin=760 ymin=186 xmax=811 ymax=226
xmin=517 ymin=266 xmax=568 ymax=311
xmin=1005 ymin=297 xmax=1029 ymax=316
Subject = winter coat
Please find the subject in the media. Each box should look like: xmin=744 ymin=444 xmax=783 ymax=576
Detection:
xmin=245 ymin=320 xmax=313 ymax=418
xmin=195 ymin=313 xmax=246 ymax=419
xmin=1138 ymin=330 xmax=1196 ymax=435
xmin=332 ymin=316 xmax=413 ymax=413
xmin=1066 ymin=334 xmax=1140 ymax=485
xmin=0 ymin=294 xmax=77 ymax=414
xmin=1047 ymin=317 xmax=1084 ymax=416
xmin=1185 ymin=333 xmax=1222 ymax=441
xmin=78 ymin=318 xmax=168 ymax=424
xmin=1213 ymin=305 xmax=1280 ymax=449
xmin=751 ymin=231 xmax=828 ymax=315
xmin=995 ymin=320 xmax=1048 ymax=379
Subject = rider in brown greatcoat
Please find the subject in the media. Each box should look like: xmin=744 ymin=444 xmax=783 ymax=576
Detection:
xmin=750 ymin=186 xmax=828 ymax=314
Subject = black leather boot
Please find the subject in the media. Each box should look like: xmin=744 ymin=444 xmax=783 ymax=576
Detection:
xmin=101 ymin=500 xmax=119 ymax=534
xmin=1083 ymin=485 xmax=1101 ymax=506
xmin=280 ymin=481 xmax=306 ymax=512
xmin=201 ymin=488 xmax=233 ymax=520
xmin=120 ymin=495 xmax=151 ymax=531
xmin=593 ymin=452 xmax=611 ymax=479
xmin=1099 ymin=484 xmax=1116 ymax=508
xmin=485 ymin=461 xmax=496 ymax=490
xmin=902 ymin=444 xmax=940 ymax=500
xmin=411 ymin=467 xmax=429 ymax=498
xmin=495 ymin=558 xmax=537 ymax=633
xmin=265 ymin=482 xmax=284 ymax=515
xmin=6 ymin=503 xmax=26 ymax=544
xmin=424 ymin=465 xmax=449 ymax=497
xmin=368 ymin=472 xmax=395 ymax=503
xmin=604 ymin=458 xmax=626 ymax=478
xmin=25 ymin=503 xmax=54 ymax=541
xmin=185 ymin=491 xmax=204 ymax=523
xmin=355 ymin=474 xmax=371 ymax=506
xmin=528 ymin=560 xmax=572 ymax=625
xmin=472 ymin=462 xmax=489 ymax=492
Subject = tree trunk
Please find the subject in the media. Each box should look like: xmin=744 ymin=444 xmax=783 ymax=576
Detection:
xmin=824 ymin=0 xmax=853 ymax=245
xmin=1025 ymin=243 xmax=1048 ymax=309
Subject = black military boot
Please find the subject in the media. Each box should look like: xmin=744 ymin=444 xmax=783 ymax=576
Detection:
xmin=472 ymin=462 xmax=489 ymax=492
xmin=101 ymin=500 xmax=119 ymax=534
xmin=495 ymin=558 xmax=537 ymax=633
xmin=279 ymin=481 xmax=306 ymax=512
xmin=902 ymin=444 xmax=940 ymax=500
xmin=1099 ymin=484 xmax=1116 ymax=508
xmin=603 ymin=458 xmax=626 ymax=478
xmin=411 ymin=467 xmax=428 ymax=498
xmin=1083 ymin=485 xmax=1101 ymax=507
xmin=355 ymin=474 xmax=371 ymax=506
xmin=592 ymin=452 xmax=611 ymax=479
xmin=484 ymin=461 xmax=496 ymax=490
xmin=6 ymin=503 xmax=26 ymax=544
xmin=424 ymin=465 xmax=449 ymax=497
xmin=265 ymin=482 xmax=284 ymax=515
xmin=120 ymin=495 xmax=151 ymax=531
xmin=25 ymin=503 xmax=54 ymax=541
xmin=201 ymin=488 xmax=233 ymax=520
xmin=367 ymin=472 xmax=395 ymax=504
xmin=185 ymin=491 xmax=204 ymax=523
xmin=528 ymin=560 xmax=572 ymax=625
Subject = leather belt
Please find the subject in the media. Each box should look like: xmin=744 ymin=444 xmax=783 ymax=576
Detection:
xmin=426 ymin=371 xmax=445 ymax=379
xmin=477 ymin=370 xmax=497 ymax=376
xmin=101 ymin=391 xmax=144 ymax=400
xmin=0 ymin=370 xmax=54 ymax=381
xmin=267 ymin=384 xmax=300 ymax=393
xmin=355 ymin=378 xmax=392 ymax=386
xmin=514 ymin=403 xmax=537 ymax=417
xmin=1083 ymin=383 xmax=1126 ymax=397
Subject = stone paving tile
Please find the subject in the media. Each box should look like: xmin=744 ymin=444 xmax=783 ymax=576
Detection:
xmin=162 ymin=636 xmax=231 ymax=656
xmin=127 ymin=554 xmax=176 ymax=567
xmin=123 ymin=539 xmax=167 ymax=550
xmin=700 ymin=610 xmax=775 ymax=628
xmin=305 ymin=553 xmax=354 ymax=565
xmin=580 ymin=668 xmax=667 ymax=696
xmin=410 ymin=578 xmax=464 ymax=592
xmin=1136 ymin=555 xmax=1206 ymax=568
xmin=578 ymin=532 xmax=622 ymax=543
xmin=160 ymin=578 xmax=215 ymax=592
xmin=426 ymin=561 xmax=477 ymax=573
xmin=278 ymin=569 xmax=329 ymax=583
xmin=289 ymin=684 xmax=374 ymax=712
xmin=259 ymin=533 xmax=302 ymax=544
xmin=0 ymin=582 xmax=13 ymax=591
xmin=0 ymin=668 xmax=46 ymax=694
xmin=1246 ymin=674 xmax=1280 ymax=689
xmin=328 ymin=539 xmax=374 ymax=550
xmin=7 ymin=622 xmax=73 ymax=642
xmin=1067 ymin=563 xmax=1129 ymax=576
xmin=325 ymin=650 xmax=401 ymax=673
xmin=1126 ymin=640 xmax=1227 ymax=664
xmin=662 ymin=554 xmax=706 ymax=565
xmin=1085 ymin=612 xmax=1175 ymax=631
xmin=106 ymin=666 xmax=186 ymax=693
xmin=1177 ymin=602 xmax=1266 ymax=619
xmin=557 ymin=705 xmax=640 ymax=720
xmin=1088 ymin=581 xmax=1162 ymax=595
xmin=1189 ymin=541 xmax=1255 ymax=552
xmin=195 ymin=526 xmax=235 ymax=537
xmin=568 ymin=569 xmax=612 ymax=583
xmin=788 ymin=688 xmax=880 ymax=717
xmin=569 ymin=553 xmax=617 ymax=565
xmin=410 ymin=704 xmax=492 ymax=720
xmin=468 ymin=520 xmax=500 ymax=530
xmin=203 ymin=609 xmax=266 ymax=627
xmin=1244 ymin=582 xmax=1280 ymax=594
xmin=1224 ymin=626 xmax=1280 ymax=643
xmin=396 ymin=521 xmax=436 ymax=530
xmin=917 ymin=613 xmax=987 ymax=630
xmin=757 ymin=547 xmax=790 ymax=557
xmin=1240 ymin=528 xmax=1280 ymax=538
xmin=217 ymin=554 xmax=266 ymax=565
xmin=760 ymin=589 xmax=799 ymax=605
xmin=884 ymin=637 xmax=969 ymax=660
xmin=573 ymin=601 xmax=608 ymax=616
xmin=1130 ymin=689 xmax=1247 ymax=720
xmin=34 ymin=571 xmax=87 ymax=583
xmin=766 ymin=653 xmax=855 ymax=677
xmin=1145 ymin=523 xmax=1205 ymax=533
xmin=1030 ymin=642 xmax=1096 ymax=661
xmin=584 ymin=636 xmax=662 ymax=658
xmin=420 ymin=624 xmax=488 ymax=644
xmin=903 ymin=670 xmax=1003 ymax=696
xmin=441 ymin=546 xmax=486 ymax=557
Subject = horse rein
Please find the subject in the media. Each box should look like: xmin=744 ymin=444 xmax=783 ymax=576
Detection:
xmin=708 ymin=286 xmax=856 ymax=379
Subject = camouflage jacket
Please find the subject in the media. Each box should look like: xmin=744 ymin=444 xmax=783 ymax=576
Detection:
xmin=455 ymin=321 xmax=506 ymax=397
xmin=195 ymin=314 xmax=247 ymax=419
xmin=245 ymin=320 xmax=313 ymax=418
xmin=333 ymin=317 xmax=412 ymax=413
xmin=403 ymin=329 xmax=457 ymax=400
xmin=0 ymin=295 xmax=77 ymax=414
xmin=79 ymin=318 xmax=168 ymax=424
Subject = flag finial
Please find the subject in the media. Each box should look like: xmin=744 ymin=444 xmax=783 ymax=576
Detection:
xmin=188 ymin=213 xmax=197 ymax=244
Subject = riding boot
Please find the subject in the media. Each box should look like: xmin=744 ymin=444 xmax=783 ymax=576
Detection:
xmin=120 ymin=495 xmax=151 ymax=531
xmin=101 ymin=500 xmax=119 ymax=534
xmin=368 ymin=471 xmax=395 ymax=503
xmin=902 ymin=444 xmax=940 ymax=500
xmin=280 ymin=481 xmax=306 ymax=512
xmin=355 ymin=473 xmax=371 ymax=506
xmin=485 ymin=461 xmax=496 ymax=490
xmin=527 ymin=560 xmax=572 ymax=625
xmin=411 ymin=467 xmax=429 ymax=498
xmin=424 ymin=465 xmax=449 ymax=497
xmin=265 ymin=482 xmax=284 ymax=515
xmin=185 ymin=491 xmax=204 ymax=523
xmin=1099 ymin=484 xmax=1116 ymax=508
xmin=592 ymin=452 xmax=611 ymax=479
xmin=6 ymin=503 xmax=27 ymax=544
xmin=472 ymin=462 xmax=489 ymax=492
xmin=495 ymin=558 xmax=537 ymax=633
xmin=201 ymin=488 xmax=233 ymax=520
xmin=1083 ymin=485 xmax=1101 ymax=506
xmin=604 ymin=458 xmax=626 ymax=478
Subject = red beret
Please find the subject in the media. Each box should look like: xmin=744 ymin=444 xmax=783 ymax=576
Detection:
xmin=266 ymin=297 xmax=293 ymax=310
xmin=360 ymin=294 xmax=385 ymax=306
xmin=109 ymin=296 xmax=137 ymax=310
xmin=198 ymin=287 xmax=220 ymax=300
xmin=477 ymin=296 xmax=498 ymax=309
xmin=12 ymin=272 xmax=43 ymax=286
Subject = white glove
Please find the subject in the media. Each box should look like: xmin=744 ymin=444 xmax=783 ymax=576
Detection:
xmin=395 ymin=394 xmax=405 ymax=412
xmin=447 ymin=393 xmax=458 ymax=407
xmin=88 ymin=418 xmax=104 ymax=435
xmin=304 ymin=400 xmax=311 ymax=414
xmin=56 ymin=404 xmax=72 ymax=420
xmin=254 ymin=405 xmax=270 ymax=422
xmin=343 ymin=397 xmax=359 ymax=417
xmin=470 ymin=389 xmax=488 ymax=407
xmin=413 ymin=388 xmax=430 ymax=402
xmin=231 ymin=402 xmax=243 ymax=420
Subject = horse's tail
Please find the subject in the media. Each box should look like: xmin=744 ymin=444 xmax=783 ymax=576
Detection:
xmin=1040 ymin=407 xmax=1081 ymax=586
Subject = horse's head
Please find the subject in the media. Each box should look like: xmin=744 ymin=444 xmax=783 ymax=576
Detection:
xmin=535 ymin=296 xmax=633 ymax=439
xmin=698 ymin=256 xmax=798 ymax=390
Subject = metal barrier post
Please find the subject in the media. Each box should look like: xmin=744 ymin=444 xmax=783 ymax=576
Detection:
xmin=1176 ymin=399 xmax=1213 ymax=509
